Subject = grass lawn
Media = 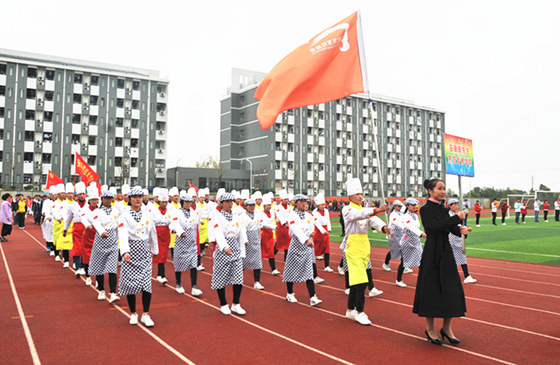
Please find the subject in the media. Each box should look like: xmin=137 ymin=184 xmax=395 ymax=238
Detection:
xmin=329 ymin=215 xmax=560 ymax=266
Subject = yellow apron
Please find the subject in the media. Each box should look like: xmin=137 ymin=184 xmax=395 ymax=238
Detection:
xmin=56 ymin=221 xmax=73 ymax=250
xmin=346 ymin=233 xmax=370 ymax=286
xmin=169 ymin=201 xmax=179 ymax=248
xmin=199 ymin=218 xmax=209 ymax=243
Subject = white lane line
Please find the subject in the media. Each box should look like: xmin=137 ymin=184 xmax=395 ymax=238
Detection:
xmin=22 ymin=230 xmax=196 ymax=365
xmin=195 ymin=260 xmax=516 ymax=365
xmin=155 ymin=278 xmax=353 ymax=365
xmin=0 ymin=242 xmax=41 ymax=365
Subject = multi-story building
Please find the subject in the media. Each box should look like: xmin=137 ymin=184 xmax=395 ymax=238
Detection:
xmin=220 ymin=68 xmax=445 ymax=198
xmin=0 ymin=48 xmax=168 ymax=190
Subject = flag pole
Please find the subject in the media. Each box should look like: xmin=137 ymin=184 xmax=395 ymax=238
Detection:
xmin=367 ymin=94 xmax=388 ymax=223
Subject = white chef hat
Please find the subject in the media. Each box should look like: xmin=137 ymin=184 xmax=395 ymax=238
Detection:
xmin=314 ymin=193 xmax=325 ymax=205
xmin=101 ymin=190 xmax=115 ymax=199
xmin=121 ymin=184 xmax=130 ymax=196
xmin=204 ymin=188 xmax=210 ymax=196
xmin=65 ymin=182 xmax=75 ymax=194
xmin=179 ymin=189 xmax=186 ymax=197
xmin=216 ymin=188 xmax=225 ymax=200
xmin=288 ymin=193 xmax=294 ymax=201
xmin=75 ymin=182 xmax=86 ymax=194
xmin=49 ymin=185 xmax=57 ymax=194
xmin=89 ymin=181 xmax=97 ymax=188
xmin=109 ymin=187 xmax=118 ymax=195
xmin=101 ymin=184 xmax=108 ymax=193
xmin=405 ymin=198 xmax=420 ymax=206
xmin=278 ymin=189 xmax=288 ymax=200
xmin=180 ymin=191 xmax=193 ymax=202
xmin=187 ymin=187 xmax=197 ymax=197
xmin=169 ymin=187 xmax=179 ymax=196
xmin=142 ymin=189 xmax=149 ymax=196
xmin=56 ymin=183 xmax=65 ymax=194
xmin=153 ymin=187 xmax=160 ymax=197
xmin=128 ymin=186 xmax=144 ymax=197
xmin=233 ymin=190 xmax=241 ymax=200
xmin=241 ymin=189 xmax=250 ymax=200
xmin=346 ymin=178 xmax=362 ymax=196
xmin=87 ymin=186 xmax=100 ymax=200
xmin=219 ymin=192 xmax=235 ymax=202
xmin=262 ymin=196 xmax=272 ymax=206
xmin=158 ymin=188 xmax=169 ymax=202
xmin=198 ymin=189 xmax=205 ymax=198
xmin=252 ymin=191 xmax=262 ymax=200
xmin=392 ymin=200 xmax=404 ymax=207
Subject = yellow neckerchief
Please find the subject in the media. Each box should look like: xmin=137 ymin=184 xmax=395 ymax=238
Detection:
xmin=256 ymin=204 xmax=262 ymax=210
xmin=58 ymin=198 xmax=64 ymax=203
xmin=66 ymin=199 xmax=74 ymax=204
xmin=154 ymin=202 xmax=159 ymax=208
xmin=349 ymin=201 xmax=362 ymax=210
xmin=123 ymin=201 xmax=128 ymax=206
xmin=111 ymin=201 xmax=116 ymax=206
xmin=172 ymin=201 xmax=179 ymax=209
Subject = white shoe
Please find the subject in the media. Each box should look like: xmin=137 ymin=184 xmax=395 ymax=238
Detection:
xmin=545 ymin=220 xmax=549 ymax=223
xmin=344 ymin=288 xmax=350 ymax=295
xmin=476 ymin=225 xmax=481 ymax=227
xmin=156 ymin=276 xmax=163 ymax=283
xmin=369 ymin=288 xmax=383 ymax=297
xmin=109 ymin=293 xmax=120 ymax=303
xmin=176 ymin=285 xmax=185 ymax=294
xmin=50 ymin=251 xmax=55 ymax=256
xmin=253 ymin=282 xmax=265 ymax=290
xmin=310 ymin=295 xmax=322 ymax=306
xmin=316 ymin=255 xmax=324 ymax=260
xmin=382 ymin=263 xmax=391 ymax=271
xmin=271 ymin=269 xmax=281 ymax=276
xmin=72 ymin=263 xmax=76 ymax=269
xmin=191 ymin=287 xmax=202 ymax=296
xmin=129 ymin=313 xmax=138 ymax=325
xmin=286 ymin=293 xmax=297 ymax=303
xmin=160 ymin=277 xmax=168 ymax=285
xmin=85 ymin=277 xmax=92 ymax=286
xmin=502 ymin=223 xmax=507 ymax=225
xmin=97 ymin=290 xmax=106 ymax=301
xmin=220 ymin=305 xmax=232 ymax=315
xmin=95 ymin=281 xmax=98 ymax=288
xmin=337 ymin=266 xmax=345 ymax=275
xmin=345 ymin=309 xmax=357 ymax=320
xmin=231 ymin=304 xmax=246 ymax=316
xmin=523 ymin=222 xmax=526 ymax=224
xmin=396 ymin=280 xmax=407 ymax=287
xmin=141 ymin=314 xmax=154 ymax=327
xmin=55 ymin=256 xmax=61 ymax=262
xmin=355 ymin=312 xmax=372 ymax=325
xmin=197 ymin=265 xmax=205 ymax=271
xmin=63 ymin=262 xmax=69 ymax=268
xmin=313 ymin=276 xmax=325 ymax=284
xmin=464 ymin=275 xmax=477 ymax=284
xmin=403 ymin=267 xmax=413 ymax=274
xmin=324 ymin=266 xmax=334 ymax=273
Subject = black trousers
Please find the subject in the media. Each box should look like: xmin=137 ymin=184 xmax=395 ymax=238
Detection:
xmin=501 ymin=212 xmax=506 ymax=224
xmin=96 ymin=273 xmax=117 ymax=293
xmin=15 ymin=213 xmax=25 ymax=228
xmin=492 ymin=212 xmax=497 ymax=225
xmin=127 ymin=291 xmax=151 ymax=313
xmin=217 ymin=285 xmax=242 ymax=306
xmin=544 ymin=211 xmax=548 ymax=221
xmin=347 ymin=283 xmax=367 ymax=312
xmin=286 ymin=280 xmax=315 ymax=298
xmin=475 ymin=214 xmax=480 ymax=225
xmin=556 ymin=210 xmax=560 ymax=221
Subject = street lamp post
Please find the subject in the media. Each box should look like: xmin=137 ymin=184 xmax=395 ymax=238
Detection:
xmin=245 ymin=158 xmax=253 ymax=194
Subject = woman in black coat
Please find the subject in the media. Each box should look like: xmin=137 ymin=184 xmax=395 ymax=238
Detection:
xmin=413 ymin=178 xmax=472 ymax=345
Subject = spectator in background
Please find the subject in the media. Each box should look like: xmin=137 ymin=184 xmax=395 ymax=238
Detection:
xmin=491 ymin=198 xmax=499 ymax=226
xmin=15 ymin=194 xmax=27 ymax=229
xmin=514 ymin=198 xmax=522 ymax=224
xmin=1 ymin=193 xmax=13 ymax=241
xmin=555 ymin=198 xmax=560 ymax=222
xmin=534 ymin=199 xmax=542 ymax=223
xmin=474 ymin=200 xmax=482 ymax=227
xmin=543 ymin=200 xmax=550 ymax=222
xmin=462 ymin=199 xmax=470 ymax=226
xmin=500 ymin=200 xmax=508 ymax=225
xmin=32 ymin=195 xmax=43 ymax=225
xmin=521 ymin=201 xmax=527 ymax=223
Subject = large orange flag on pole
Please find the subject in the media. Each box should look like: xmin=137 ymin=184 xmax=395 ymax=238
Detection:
xmin=75 ymin=152 xmax=100 ymax=185
xmin=45 ymin=170 xmax=63 ymax=190
xmin=254 ymin=11 xmax=369 ymax=130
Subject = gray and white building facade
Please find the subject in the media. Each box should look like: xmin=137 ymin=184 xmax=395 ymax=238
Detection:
xmin=220 ymin=68 xmax=445 ymax=198
xmin=0 ymin=49 xmax=168 ymax=190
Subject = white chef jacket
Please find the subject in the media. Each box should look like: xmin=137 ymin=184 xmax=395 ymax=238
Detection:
xmin=117 ymin=207 xmax=158 ymax=256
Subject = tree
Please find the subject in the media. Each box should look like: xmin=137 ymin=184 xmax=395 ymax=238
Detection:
xmin=195 ymin=155 xmax=220 ymax=169
xmin=538 ymin=184 xmax=551 ymax=191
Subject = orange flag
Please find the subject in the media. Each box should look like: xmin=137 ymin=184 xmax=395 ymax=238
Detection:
xmin=254 ymin=11 xmax=369 ymax=130
xmin=75 ymin=152 xmax=100 ymax=185
xmin=45 ymin=170 xmax=63 ymax=189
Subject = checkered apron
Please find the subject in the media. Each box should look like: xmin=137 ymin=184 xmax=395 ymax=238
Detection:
xmin=118 ymin=210 xmax=152 ymax=295
xmin=173 ymin=208 xmax=198 ymax=272
xmin=388 ymin=211 xmax=404 ymax=260
xmin=400 ymin=213 xmax=423 ymax=268
xmin=340 ymin=236 xmax=372 ymax=272
xmin=89 ymin=207 xmax=119 ymax=276
xmin=282 ymin=210 xmax=315 ymax=283
xmin=448 ymin=211 xmax=467 ymax=265
xmin=243 ymin=212 xmax=263 ymax=270
xmin=211 ymin=211 xmax=244 ymax=289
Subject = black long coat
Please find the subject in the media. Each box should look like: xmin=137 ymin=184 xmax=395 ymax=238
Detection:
xmin=413 ymin=200 xmax=466 ymax=318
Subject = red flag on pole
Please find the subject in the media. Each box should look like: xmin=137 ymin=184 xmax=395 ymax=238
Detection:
xmin=254 ymin=11 xmax=369 ymax=130
xmin=45 ymin=170 xmax=63 ymax=190
xmin=75 ymin=152 xmax=100 ymax=185
xmin=188 ymin=181 xmax=199 ymax=194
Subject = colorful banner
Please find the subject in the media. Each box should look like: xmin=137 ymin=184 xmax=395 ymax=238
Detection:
xmin=75 ymin=152 xmax=100 ymax=185
xmin=444 ymin=134 xmax=475 ymax=177
xmin=45 ymin=170 xmax=63 ymax=190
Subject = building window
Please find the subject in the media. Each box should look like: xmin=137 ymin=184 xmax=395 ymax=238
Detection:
xmin=87 ymin=156 xmax=96 ymax=165
xmin=91 ymin=75 xmax=99 ymax=86
xmin=117 ymin=79 xmax=125 ymax=88
xmin=74 ymin=74 xmax=83 ymax=83
xmin=115 ymin=138 xmax=123 ymax=147
xmin=88 ymin=136 xmax=96 ymax=145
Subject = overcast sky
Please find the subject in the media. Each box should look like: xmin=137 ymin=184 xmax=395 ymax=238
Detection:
xmin=4 ymin=0 xmax=560 ymax=193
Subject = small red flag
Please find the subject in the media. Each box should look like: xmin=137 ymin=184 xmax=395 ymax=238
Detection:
xmin=45 ymin=170 xmax=63 ymax=190
xmin=75 ymin=152 xmax=100 ymax=185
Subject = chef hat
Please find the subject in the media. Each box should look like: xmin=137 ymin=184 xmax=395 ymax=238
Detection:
xmin=179 ymin=189 xmax=186 ymax=197
xmin=89 ymin=181 xmax=97 ymax=188
xmin=158 ymin=188 xmax=169 ymax=202
xmin=87 ymin=186 xmax=100 ymax=200
xmin=49 ymin=186 xmax=57 ymax=194
xmin=129 ymin=186 xmax=144 ymax=197
xmin=293 ymin=194 xmax=308 ymax=203
xmin=169 ymin=187 xmax=179 ymax=196
xmin=405 ymin=198 xmax=419 ymax=206
xmin=101 ymin=184 xmax=108 ymax=193
xmin=65 ymin=182 xmax=75 ymax=194
xmin=122 ymin=184 xmax=131 ymax=196
xmin=198 ymin=189 xmax=205 ymax=198
xmin=142 ymin=189 xmax=149 ymax=196
xmin=187 ymin=187 xmax=197 ymax=197
xmin=75 ymin=182 xmax=86 ymax=194
xmin=219 ymin=192 xmax=235 ymax=202
xmin=204 ymin=188 xmax=210 ymax=196
xmin=101 ymin=190 xmax=115 ymax=199
xmin=109 ymin=187 xmax=118 ymax=195
xmin=216 ymin=188 xmax=226 ymax=200
xmin=180 ymin=191 xmax=193 ymax=202
xmin=262 ymin=196 xmax=272 ymax=206
xmin=288 ymin=193 xmax=294 ymax=201
xmin=266 ymin=192 xmax=274 ymax=199
xmin=252 ymin=191 xmax=262 ymax=200
xmin=241 ymin=189 xmax=250 ymax=200
xmin=233 ymin=190 xmax=241 ymax=200
xmin=392 ymin=200 xmax=404 ymax=207
xmin=346 ymin=178 xmax=362 ymax=196
xmin=314 ymin=193 xmax=325 ymax=205
xmin=447 ymin=198 xmax=459 ymax=205
xmin=153 ymin=187 xmax=160 ymax=197
xmin=278 ymin=189 xmax=288 ymax=200
xmin=244 ymin=198 xmax=256 ymax=206
xmin=56 ymin=183 xmax=65 ymax=194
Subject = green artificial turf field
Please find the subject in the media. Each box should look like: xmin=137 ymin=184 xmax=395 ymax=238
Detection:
xmin=329 ymin=215 xmax=560 ymax=266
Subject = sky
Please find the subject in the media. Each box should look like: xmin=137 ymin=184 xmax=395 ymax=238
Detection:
xmin=3 ymin=0 xmax=560 ymax=193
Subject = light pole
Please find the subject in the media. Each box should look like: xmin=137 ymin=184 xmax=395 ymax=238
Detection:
xmin=244 ymin=158 xmax=253 ymax=194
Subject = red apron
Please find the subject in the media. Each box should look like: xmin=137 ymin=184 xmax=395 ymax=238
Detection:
xmin=81 ymin=227 xmax=96 ymax=264
xmin=261 ymin=228 xmax=275 ymax=259
xmin=70 ymin=222 xmax=85 ymax=257
xmin=313 ymin=225 xmax=330 ymax=256
xmin=154 ymin=225 xmax=170 ymax=264
xmin=275 ymin=222 xmax=290 ymax=251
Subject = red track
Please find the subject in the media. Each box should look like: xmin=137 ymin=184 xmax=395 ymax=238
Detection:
xmin=1 ymin=218 xmax=559 ymax=364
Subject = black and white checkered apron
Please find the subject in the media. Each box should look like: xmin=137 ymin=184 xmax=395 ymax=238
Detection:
xmin=448 ymin=211 xmax=467 ymax=265
xmin=282 ymin=211 xmax=315 ymax=283
xmin=243 ymin=212 xmax=263 ymax=270
xmin=211 ymin=211 xmax=243 ymax=290
xmin=173 ymin=208 xmax=198 ymax=272
xmin=118 ymin=210 xmax=152 ymax=295
xmin=341 ymin=237 xmax=372 ymax=272
xmin=388 ymin=213 xmax=404 ymax=260
xmin=400 ymin=214 xmax=423 ymax=268
xmin=89 ymin=228 xmax=119 ymax=276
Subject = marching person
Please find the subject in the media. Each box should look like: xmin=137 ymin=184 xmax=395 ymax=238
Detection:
xmin=240 ymin=198 xmax=276 ymax=290
xmin=118 ymin=186 xmax=159 ymax=327
xmin=63 ymin=182 xmax=87 ymax=278
xmin=283 ymin=194 xmax=323 ymax=307
xmin=382 ymin=200 xmax=404 ymax=271
xmin=275 ymin=190 xmax=292 ymax=262
xmin=474 ymin=200 xmax=482 ymax=227
xmin=172 ymin=191 xmax=203 ymax=296
xmin=395 ymin=198 xmax=426 ymax=287
xmin=89 ymin=189 xmax=120 ymax=303
xmin=260 ymin=195 xmax=280 ymax=275
xmin=211 ymin=192 xmax=248 ymax=316
xmin=413 ymin=178 xmax=471 ymax=345
xmin=167 ymin=187 xmax=180 ymax=264
xmin=41 ymin=187 xmax=57 ymax=252
xmin=447 ymin=199 xmax=477 ymax=284
xmin=54 ymin=183 xmax=75 ymax=267
xmin=32 ymin=195 xmax=43 ymax=225
xmin=342 ymin=179 xmax=388 ymax=325
xmin=81 ymin=186 xmax=100 ymax=286
xmin=152 ymin=189 xmax=174 ymax=285
xmin=197 ymin=189 xmax=211 ymax=255
xmin=188 ymin=188 xmax=205 ymax=271
xmin=312 ymin=193 xmax=333 ymax=272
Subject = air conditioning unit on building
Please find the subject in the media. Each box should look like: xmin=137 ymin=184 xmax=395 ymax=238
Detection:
xmin=160 ymin=92 xmax=165 ymax=97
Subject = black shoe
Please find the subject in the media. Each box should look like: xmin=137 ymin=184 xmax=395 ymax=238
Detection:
xmin=425 ymin=330 xmax=442 ymax=345
xmin=440 ymin=328 xmax=461 ymax=344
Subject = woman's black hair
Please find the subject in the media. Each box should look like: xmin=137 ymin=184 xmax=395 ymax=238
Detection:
xmin=423 ymin=178 xmax=444 ymax=195
xmin=2 ymin=193 xmax=11 ymax=200
xmin=180 ymin=199 xmax=192 ymax=208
